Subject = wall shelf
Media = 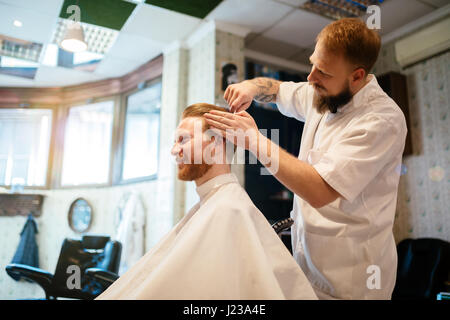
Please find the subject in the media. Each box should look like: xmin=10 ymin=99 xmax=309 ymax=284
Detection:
xmin=0 ymin=194 xmax=44 ymax=217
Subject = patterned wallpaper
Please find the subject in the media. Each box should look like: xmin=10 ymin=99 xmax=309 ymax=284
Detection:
xmin=374 ymin=44 xmax=449 ymax=243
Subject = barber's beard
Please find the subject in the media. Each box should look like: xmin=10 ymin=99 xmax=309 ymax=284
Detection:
xmin=313 ymin=83 xmax=353 ymax=114
xmin=177 ymin=162 xmax=212 ymax=181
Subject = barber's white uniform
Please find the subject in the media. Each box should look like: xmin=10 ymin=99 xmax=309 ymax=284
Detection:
xmin=97 ymin=173 xmax=317 ymax=299
xmin=276 ymin=74 xmax=407 ymax=299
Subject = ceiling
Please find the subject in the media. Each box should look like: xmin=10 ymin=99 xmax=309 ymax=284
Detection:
xmin=0 ymin=0 xmax=447 ymax=87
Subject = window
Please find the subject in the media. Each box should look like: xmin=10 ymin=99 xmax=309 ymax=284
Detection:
xmin=0 ymin=108 xmax=52 ymax=187
xmin=121 ymin=80 xmax=161 ymax=181
xmin=61 ymin=100 xmax=114 ymax=186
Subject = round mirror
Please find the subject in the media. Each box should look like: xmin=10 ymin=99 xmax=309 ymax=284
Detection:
xmin=68 ymin=198 xmax=92 ymax=233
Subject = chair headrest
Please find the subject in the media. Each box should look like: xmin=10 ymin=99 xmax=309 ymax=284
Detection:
xmin=81 ymin=235 xmax=111 ymax=249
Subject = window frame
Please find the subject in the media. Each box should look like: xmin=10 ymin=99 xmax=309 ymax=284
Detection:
xmin=0 ymin=55 xmax=163 ymax=191
xmin=56 ymin=95 xmax=120 ymax=189
xmin=0 ymin=104 xmax=57 ymax=190
xmin=115 ymin=76 xmax=162 ymax=186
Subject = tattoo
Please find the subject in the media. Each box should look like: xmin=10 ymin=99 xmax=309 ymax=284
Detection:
xmin=250 ymin=78 xmax=280 ymax=103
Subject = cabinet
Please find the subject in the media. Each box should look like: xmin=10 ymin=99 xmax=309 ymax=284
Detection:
xmin=377 ymin=72 xmax=413 ymax=156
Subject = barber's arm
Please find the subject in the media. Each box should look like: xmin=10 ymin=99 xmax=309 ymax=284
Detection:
xmin=204 ymin=111 xmax=340 ymax=208
xmin=225 ymin=77 xmax=282 ymax=113
xmin=256 ymin=132 xmax=340 ymax=208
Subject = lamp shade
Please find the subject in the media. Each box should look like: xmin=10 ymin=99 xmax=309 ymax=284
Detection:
xmin=60 ymin=22 xmax=87 ymax=53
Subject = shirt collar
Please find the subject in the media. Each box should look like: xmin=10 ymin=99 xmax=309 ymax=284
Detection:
xmin=326 ymin=74 xmax=379 ymax=122
xmin=195 ymin=173 xmax=239 ymax=201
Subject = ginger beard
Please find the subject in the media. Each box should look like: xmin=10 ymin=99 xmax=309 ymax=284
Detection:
xmin=312 ymin=81 xmax=353 ymax=114
xmin=176 ymin=140 xmax=213 ymax=181
xmin=177 ymin=161 xmax=212 ymax=181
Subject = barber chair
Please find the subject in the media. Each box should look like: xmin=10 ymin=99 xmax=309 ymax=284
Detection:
xmin=271 ymin=217 xmax=294 ymax=234
xmin=6 ymin=235 xmax=121 ymax=300
xmin=392 ymin=238 xmax=450 ymax=300
xmin=272 ymin=217 xmax=294 ymax=254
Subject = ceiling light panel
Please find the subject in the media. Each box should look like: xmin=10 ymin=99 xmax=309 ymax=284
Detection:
xmin=0 ymin=34 xmax=43 ymax=62
xmin=301 ymin=0 xmax=387 ymax=20
xmin=52 ymin=18 xmax=118 ymax=55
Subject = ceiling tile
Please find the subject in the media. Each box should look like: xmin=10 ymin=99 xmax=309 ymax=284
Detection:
xmin=246 ymin=35 xmax=304 ymax=59
xmin=0 ymin=0 xmax=63 ymax=16
xmin=273 ymin=0 xmax=308 ymax=7
xmin=263 ymin=8 xmax=332 ymax=47
xmin=144 ymin=0 xmax=222 ymax=19
xmin=206 ymin=0 xmax=293 ymax=34
xmin=94 ymin=56 xmax=144 ymax=78
xmin=58 ymin=0 xmax=137 ymax=31
xmin=106 ymin=32 xmax=163 ymax=63
xmin=121 ymin=4 xmax=201 ymax=43
xmin=0 ymin=3 xmax=59 ymax=43
xmin=377 ymin=0 xmax=435 ymax=35
xmin=417 ymin=0 xmax=449 ymax=8
xmin=34 ymin=65 xmax=104 ymax=87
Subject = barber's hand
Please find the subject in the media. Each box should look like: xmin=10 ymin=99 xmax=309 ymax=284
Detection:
xmin=224 ymin=80 xmax=258 ymax=113
xmin=204 ymin=110 xmax=260 ymax=153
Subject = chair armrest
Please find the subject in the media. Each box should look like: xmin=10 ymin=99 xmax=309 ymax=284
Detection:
xmin=85 ymin=268 xmax=119 ymax=286
xmin=271 ymin=217 xmax=294 ymax=234
xmin=6 ymin=263 xmax=53 ymax=294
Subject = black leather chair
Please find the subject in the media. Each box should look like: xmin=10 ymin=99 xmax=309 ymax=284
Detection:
xmin=6 ymin=235 xmax=121 ymax=300
xmin=392 ymin=238 xmax=450 ymax=300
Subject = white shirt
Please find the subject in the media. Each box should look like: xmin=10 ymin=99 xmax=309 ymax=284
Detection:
xmin=276 ymin=74 xmax=407 ymax=299
xmin=97 ymin=173 xmax=317 ymax=299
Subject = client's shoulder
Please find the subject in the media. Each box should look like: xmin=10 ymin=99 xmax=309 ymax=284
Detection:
xmin=212 ymin=182 xmax=259 ymax=214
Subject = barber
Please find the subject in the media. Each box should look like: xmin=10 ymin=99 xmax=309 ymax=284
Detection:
xmin=204 ymin=18 xmax=407 ymax=299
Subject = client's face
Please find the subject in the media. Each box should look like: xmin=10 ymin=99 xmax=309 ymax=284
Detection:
xmin=171 ymin=117 xmax=212 ymax=181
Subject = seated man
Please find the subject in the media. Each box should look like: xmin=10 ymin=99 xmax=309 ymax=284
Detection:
xmin=96 ymin=103 xmax=317 ymax=300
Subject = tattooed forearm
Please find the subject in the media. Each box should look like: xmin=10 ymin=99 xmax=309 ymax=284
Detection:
xmin=248 ymin=77 xmax=281 ymax=103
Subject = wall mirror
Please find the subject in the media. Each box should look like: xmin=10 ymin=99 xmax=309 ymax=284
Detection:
xmin=68 ymin=198 xmax=92 ymax=233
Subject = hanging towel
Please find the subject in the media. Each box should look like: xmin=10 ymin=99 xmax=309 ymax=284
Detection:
xmin=7 ymin=213 xmax=39 ymax=281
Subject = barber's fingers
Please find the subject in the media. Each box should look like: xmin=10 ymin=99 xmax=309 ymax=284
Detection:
xmin=204 ymin=112 xmax=234 ymax=126
xmin=236 ymin=110 xmax=251 ymax=118
xmin=224 ymin=85 xmax=237 ymax=105
xmin=208 ymin=110 xmax=234 ymax=119
xmin=234 ymin=100 xmax=252 ymax=113
xmin=224 ymin=86 xmax=232 ymax=102
xmin=204 ymin=117 xmax=233 ymax=131
xmin=228 ymin=89 xmax=242 ymax=111
xmin=230 ymin=94 xmax=252 ymax=113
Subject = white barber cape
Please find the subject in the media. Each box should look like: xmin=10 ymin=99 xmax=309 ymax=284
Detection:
xmin=276 ymin=74 xmax=407 ymax=299
xmin=97 ymin=173 xmax=317 ymax=300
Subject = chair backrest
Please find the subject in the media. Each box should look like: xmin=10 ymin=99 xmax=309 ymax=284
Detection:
xmin=393 ymin=238 xmax=450 ymax=299
xmin=49 ymin=235 xmax=121 ymax=299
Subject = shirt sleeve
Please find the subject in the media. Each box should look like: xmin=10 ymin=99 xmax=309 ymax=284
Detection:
xmin=312 ymin=115 xmax=405 ymax=203
xmin=276 ymin=81 xmax=312 ymax=122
